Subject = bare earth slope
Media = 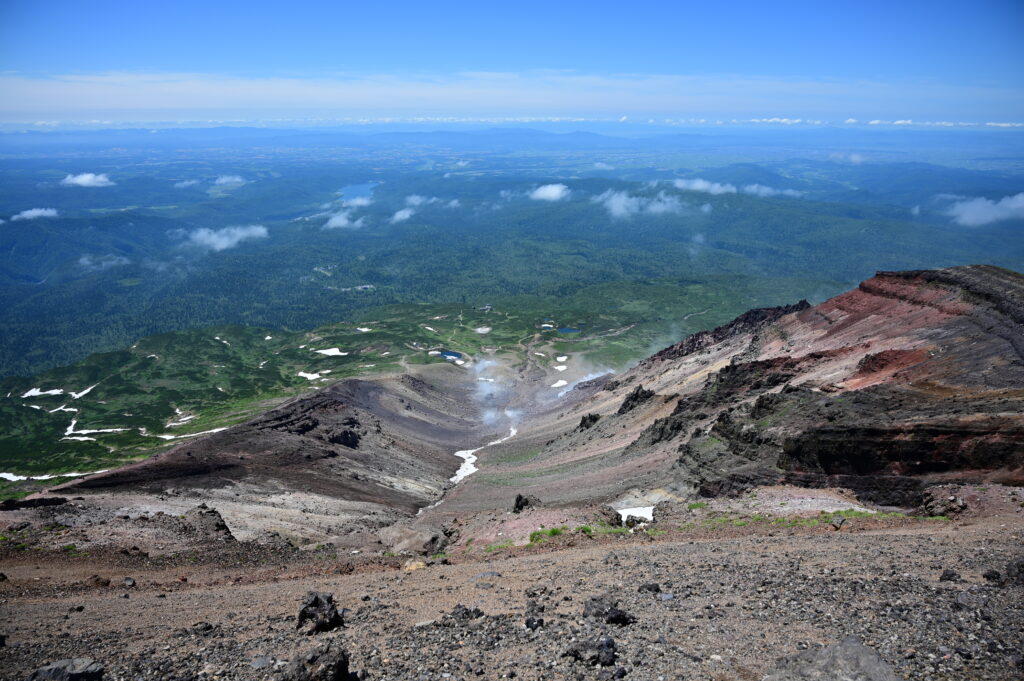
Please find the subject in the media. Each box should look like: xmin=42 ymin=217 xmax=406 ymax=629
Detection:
xmin=440 ymin=265 xmax=1023 ymax=518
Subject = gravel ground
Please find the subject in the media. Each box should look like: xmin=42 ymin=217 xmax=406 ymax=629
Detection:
xmin=1 ymin=514 xmax=1021 ymax=681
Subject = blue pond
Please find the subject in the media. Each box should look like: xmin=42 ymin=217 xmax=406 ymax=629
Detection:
xmin=557 ymin=328 xmax=580 ymax=334
xmin=440 ymin=350 xmax=463 ymax=359
xmin=340 ymin=182 xmax=379 ymax=200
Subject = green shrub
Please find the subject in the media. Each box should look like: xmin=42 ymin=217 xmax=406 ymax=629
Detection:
xmin=484 ymin=540 xmax=513 ymax=553
xmin=687 ymin=501 xmax=708 ymax=510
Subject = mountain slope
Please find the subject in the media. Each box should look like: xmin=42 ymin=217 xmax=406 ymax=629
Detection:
xmin=437 ymin=265 xmax=1024 ymax=516
xmin=22 ymin=265 xmax=1024 ymax=550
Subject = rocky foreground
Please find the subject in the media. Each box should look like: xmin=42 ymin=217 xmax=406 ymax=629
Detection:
xmin=1 ymin=503 xmax=1022 ymax=681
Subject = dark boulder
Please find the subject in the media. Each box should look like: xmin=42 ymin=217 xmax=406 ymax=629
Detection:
xmin=577 ymin=413 xmax=601 ymax=431
xmin=939 ymin=569 xmax=960 ymax=582
xmin=297 ymin=592 xmax=344 ymax=634
xmin=584 ymin=594 xmax=635 ymax=626
xmin=284 ymin=643 xmax=351 ymax=681
xmin=450 ymin=604 xmax=484 ymax=621
xmin=513 ymin=494 xmax=541 ymax=513
xmin=762 ymin=636 xmax=899 ymax=681
xmin=564 ymin=635 xmax=618 ymax=667
xmin=29 ymin=659 xmax=104 ymax=681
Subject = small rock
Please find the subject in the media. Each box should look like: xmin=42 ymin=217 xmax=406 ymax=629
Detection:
xmin=122 ymin=577 xmax=136 ymax=588
xmin=638 ymin=583 xmax=661 ymax=594
xmin=250 ymin=656 xmax=274 ymax=670
xmin=939 ymin=569 xmax=960 ymax=582
xmin=1004 ymin=557 xmax=1024 ymax=586
xmin=525 ymin=617 xmax=544 ymax=631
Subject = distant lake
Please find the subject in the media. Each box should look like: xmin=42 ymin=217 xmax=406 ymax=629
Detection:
xmin=340 ymin=182 xmax=378 ymax=199
xmin=440 ymin=350 xmax=463 ymax=359
xmin=558 ymin=327 xmax=580 ymax=334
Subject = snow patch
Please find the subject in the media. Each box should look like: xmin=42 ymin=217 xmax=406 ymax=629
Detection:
xmin=48 ymin=405 xmax=78 ymax=414
xmin=69 ymin=384 xmax=97 ymax=399
xmin=21 ymin=388 xmax=63 ymax=398
xmin=356 ymin=327 xmax=372 ymax=333
xmin=550 ymin=379 xmax=568 ymax=388
xmin=315 ymin=348 xmax=349 ymax=356
xmin=153 ymin=427 xmax=228 ymax=441
xmin=474 ymin=327 xmax=491 ymax=334
xmin=616 ymin=506 xmax=655 ymax=523
xmin=424 ymin=326 xmax=437 ymax=332
xmin=64 ymin=418 xmax=127 ymax=436
xmin=554 ymin=365 xmax=567 ymax=372
xmin=556 ymin=356 xmax=568 ymax=362
xmin=0 ymin=469 xmax=109 ymax=482
xmin=450 ymin=426 xmax=518 ymax=484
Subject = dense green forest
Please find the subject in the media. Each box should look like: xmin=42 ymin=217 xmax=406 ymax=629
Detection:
xmin=2 ymin=131 xmax=1022 ymax=377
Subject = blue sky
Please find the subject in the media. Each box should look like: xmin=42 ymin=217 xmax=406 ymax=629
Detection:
xmin=1 ymin=0 xmax=1022 ymax=125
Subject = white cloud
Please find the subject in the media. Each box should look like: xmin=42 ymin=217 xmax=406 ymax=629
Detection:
xmin=1 ymin=71 xmax=1021 ymax=124
xmin=78 ymin=254 xmax=130 ymax=271
xmin=214 ymin=175 xmax=245 ymax=185
xmin=323 ymin=210 xmax=365 ymax=229
xmin=592 ymin=190 xmax=684 ymax=218
xmin=390 ymin=208 xmax=415 ymax=223
xmin=844 ymin=118 xmax=859 ymax=124
xmin=945 ymin=193 xmax=1024 ymax=227
xmin=700 ymin=203 xmax=712 ymax=214
xmin=530 ymin=184 xmax=570 ymax=201
xmin=343 ymin=196 xmax=372 ymax=208
xmin=0 ymin=218 xmax=5 ymax=224
xmin=405 ymin=194 xmax=441 ymax=206
xmin=11 ymin=208 xmax=59 ymax=221
xmin=446 ymin=199 xmax=461 ymax=208
xmin=187 ymin=225 xmax=267 ymax=250
xmin=672 ymin=178 xmax=737 ymax=195
xmin=910 ymin=205 xmax=920 ymax=216
xmin=593 ymin=162 xmax=614 ymax=170
xmin=60 ymin=172 xmax=114 ymax=187
xmin=741 ymin=184 xmax=803 ymax=198
xmin=174 ymin=179 xmax=200 ymax=188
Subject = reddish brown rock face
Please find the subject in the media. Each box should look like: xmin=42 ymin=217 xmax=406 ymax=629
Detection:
xmin=625 ymin=265 xmax=1024 ymax=504
xmin=471 ymin=265 xmax=1023 ymax=510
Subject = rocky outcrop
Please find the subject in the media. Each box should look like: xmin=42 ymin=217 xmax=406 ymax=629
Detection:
xmin=762 ymin=636 xmax=899 ymax=681
xmin=605 ymin=266 xmax=1024 ymax=506
xmin=29 ymin=659 xmax=105 ymax=681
